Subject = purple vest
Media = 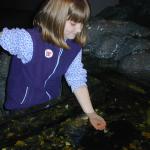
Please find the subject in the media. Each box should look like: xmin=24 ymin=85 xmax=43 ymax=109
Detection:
xmin=4 ymin=28 xmax=81 ymax=110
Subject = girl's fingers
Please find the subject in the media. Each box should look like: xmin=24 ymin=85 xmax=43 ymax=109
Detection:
xmin=87 ymin=112 xmax=107 ymax=130
xmin=90 ymin=118 xmax=106 ymax=130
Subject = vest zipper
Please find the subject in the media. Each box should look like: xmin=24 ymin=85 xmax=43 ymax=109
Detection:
xmin=20 ymin=86 xmax=29 ymax=104
xmin=44 ymin=48 xmax=63 ymax=98
xmin=46 ymin=91 xmax=51 ymax=99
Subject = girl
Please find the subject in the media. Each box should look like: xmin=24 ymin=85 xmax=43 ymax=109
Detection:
xmin=0 ymin=0 xmax=106 ymax=130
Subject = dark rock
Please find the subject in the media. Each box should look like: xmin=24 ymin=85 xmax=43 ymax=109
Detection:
xmin=96 ymin=0 xmax=150 ymax=27
xmin=84 ymin=19 xmax=150 ymax=82
xmin=0 ymin=52 xmax=10 ymax=109
xmin=96 ymin=6 xmax=136 ymax=21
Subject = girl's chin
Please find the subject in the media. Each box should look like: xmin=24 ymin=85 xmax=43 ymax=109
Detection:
xmin=65 ymin=35 xmax=76 ymax=40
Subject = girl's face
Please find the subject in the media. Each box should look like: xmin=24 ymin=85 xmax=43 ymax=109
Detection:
xmin=64 ymin=20 xmax=83 ymax=40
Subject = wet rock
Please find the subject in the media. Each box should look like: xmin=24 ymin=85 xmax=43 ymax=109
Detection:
xmin=84 ymin=19 xmax=150 ymax=83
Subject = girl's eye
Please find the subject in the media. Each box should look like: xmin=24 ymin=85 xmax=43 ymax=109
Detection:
xmin=70 ymin=21 xmax=76 ymax=26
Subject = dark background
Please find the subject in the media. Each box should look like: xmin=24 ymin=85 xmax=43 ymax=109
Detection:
xmin=0 ymin=0 xmax=119 ymax=16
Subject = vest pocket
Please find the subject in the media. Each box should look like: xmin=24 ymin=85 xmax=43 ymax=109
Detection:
xmin=20 ymin=86 xmax=29 ymax=104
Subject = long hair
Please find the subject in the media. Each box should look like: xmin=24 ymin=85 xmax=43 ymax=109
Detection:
xmin=33 ymin=0 xmax=90 ymax=49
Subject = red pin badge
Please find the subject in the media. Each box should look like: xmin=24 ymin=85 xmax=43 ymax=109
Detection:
xmin=45 ymin=49 xmax=53 ymax=58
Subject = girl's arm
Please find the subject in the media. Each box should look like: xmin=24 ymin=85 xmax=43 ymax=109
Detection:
xmin=73 ymin=85 xmax=94 ymax=114
xmin=0 ymin=28 xmax=33 ymax=63
xmin=65 ymin=50 xmax=106 ymax=130
xmin=73 ymin=86 xmax=106 ymax=130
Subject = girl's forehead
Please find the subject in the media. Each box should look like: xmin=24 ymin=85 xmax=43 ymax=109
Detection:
xmin=67 ymin=3 xmax=90 ymax=23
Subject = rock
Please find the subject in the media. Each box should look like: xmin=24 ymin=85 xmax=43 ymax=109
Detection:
xmin=84 ymin=19 xmax=150 ymax=83
xmin=0 ymin=52 xmax=10 ymax=110
xmin=96 ymin=0 xmax=150 ymax=27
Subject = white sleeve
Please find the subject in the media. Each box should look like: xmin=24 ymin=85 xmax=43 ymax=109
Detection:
xmin=65 ymin=50 xmax=87 ymax=92
xmin=0 ymin=28 xmax=33 ymax=63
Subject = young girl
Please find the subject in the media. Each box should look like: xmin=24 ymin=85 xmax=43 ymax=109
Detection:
xmin=0 ymin=0 xmax=106 ymax=130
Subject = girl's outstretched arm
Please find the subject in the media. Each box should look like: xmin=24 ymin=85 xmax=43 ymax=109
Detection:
xmin=65 ymin=50 xmax=106 ymax=130
xmin=73 ymin=85 xmax=106 ymax=130
xmin=0 ymin=28 xmax=33 ymax=64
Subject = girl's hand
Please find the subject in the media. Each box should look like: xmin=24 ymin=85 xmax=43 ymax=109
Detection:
xmin=87 ymin=112 xmax=106 ymax=130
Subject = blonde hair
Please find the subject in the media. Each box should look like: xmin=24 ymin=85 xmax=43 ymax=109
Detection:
xmin=33 ymin=0 xmax=90 ymax=49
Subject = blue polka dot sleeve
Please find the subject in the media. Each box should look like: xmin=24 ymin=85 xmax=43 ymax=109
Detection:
xmin=0 ymin=28 xmax=33 ymax=64
xmin=65 ymin=50 xmax=87 ymax=92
